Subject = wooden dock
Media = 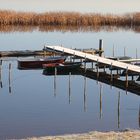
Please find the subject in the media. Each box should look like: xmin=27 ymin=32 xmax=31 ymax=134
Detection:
xmin=0 ymin=50 xmax=55 ymax=57
xmin=45 ymin=45 xmax=140 ymax=73
xmin=0 ymin=48 xmax=102 ymax=57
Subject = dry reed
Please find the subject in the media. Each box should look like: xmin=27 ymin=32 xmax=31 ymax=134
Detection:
xmin=0 ymin=10 xmax=140 ymax=26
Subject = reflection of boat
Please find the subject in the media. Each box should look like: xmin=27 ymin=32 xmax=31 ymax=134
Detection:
xmin=43 ymin=62 xmax=82 ymax=74
xmin=18 ymin=56 xmax=67 ymax=69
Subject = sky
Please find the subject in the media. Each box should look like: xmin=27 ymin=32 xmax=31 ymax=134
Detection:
xmin=0 ymin=0 xmax=140 ymax=14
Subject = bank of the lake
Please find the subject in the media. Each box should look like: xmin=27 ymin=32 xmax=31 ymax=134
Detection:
xmin=22 ymin=130 xmax=140 ymax=140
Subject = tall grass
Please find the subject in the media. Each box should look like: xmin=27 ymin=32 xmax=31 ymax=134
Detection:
xmin=0 ymin=10 xmax=140 ymax=26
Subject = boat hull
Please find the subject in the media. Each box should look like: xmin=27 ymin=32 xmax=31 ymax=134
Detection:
xmin=18 ymin=56 xmax=66 ymax=69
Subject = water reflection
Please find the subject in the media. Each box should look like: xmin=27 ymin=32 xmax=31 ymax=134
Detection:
xmin=83 ymin=75 xmax=87 ymax=112
xmin=0 ymin=25 xmax=140 ymax=33
xmin=8 ymin=63 xmax=12 ymax=93
xmin=68 ymin=72 xmax=71 ymax=104
xmin=43 ymin=67 xmax=140 ymax=96
xmin=118 ymin=91 xmax=120 ymax=128
xmin=139 ymin=104 xmax=140 ymax=128
xmin=0 ymin=59 xmax=139 ymax=138
xmin=0 ymin=60 xmax=2 ymax=88
xmin=99 ymin=83 xmax=103 ymax=119
xmin=54 ymin=67 xmax=57 ymax=97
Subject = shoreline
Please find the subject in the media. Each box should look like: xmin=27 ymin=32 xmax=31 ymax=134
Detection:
xmin=22 ymin=130 xmax=140 ymax=140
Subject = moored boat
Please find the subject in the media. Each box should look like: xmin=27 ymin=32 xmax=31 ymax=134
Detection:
xmin=18 ymin=56 xmax=67 ymax=69
xmin=43 ymin=62 xmax=82 ymax=74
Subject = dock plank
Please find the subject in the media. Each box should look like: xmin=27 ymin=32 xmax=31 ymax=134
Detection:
xmin=45 ymin=45 xmax=140 ymax=73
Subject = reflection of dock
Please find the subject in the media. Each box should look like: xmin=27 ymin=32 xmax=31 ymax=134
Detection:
xmin=43 ymin=68 xmax=140 ymax=96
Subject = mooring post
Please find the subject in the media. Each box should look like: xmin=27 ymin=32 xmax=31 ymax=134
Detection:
xmin=118 ymin=91 xmax=120 ymax=128
xmin=116 ymin=69 xmax=119 ymax=75
xmin=99 ymin=39 xmax=103 ymax=57
xmin=84 ymin=55 xmax=86 ymax=72
xmin=124 ymin=47 xmax=126 ymax=56
xmin=9 ymin=63 xmax=12 ymax=93
xmin=113 ymin=44 xmax=115 ymax=57
xmin=69 ymin=72 xmax=71 ymax=104
xmin=136 ymin=48 xmax=138 ymax=60
xmin=43 ymin=46 xmax=46 ymax=56
xmin=132 ymin=75 xmax=134 ymax=81
xmin=0 ymin=60 xmax=2 ymax=88
xmin=73 ymin=52 xmax=75 ymax=62
xmin=53 ymin=47 xmax=55 ymax=57
xmin=91 ymin=61 xmax=93 ymax=69
xmin=126 ymin=67 xmax=128 ymax=88
xmin=54 ymin=67 xmax=57 ymax=97
xmin=110 ymin=63 xmax=113 ymax=82
xmin=96 ymin=59 xmax=99 ymax=79
xmin=103 ymin=65 xmax=106 ymax=73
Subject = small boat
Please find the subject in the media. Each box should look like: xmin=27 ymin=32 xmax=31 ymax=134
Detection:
xmin=43 ymin=62 xmax=82 ymax=74
xmin=18 ymin=56 xmax=67 ymax=69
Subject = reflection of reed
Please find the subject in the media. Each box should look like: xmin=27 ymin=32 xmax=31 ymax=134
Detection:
xmin=0 ymin=25 xmax=140 ymax=33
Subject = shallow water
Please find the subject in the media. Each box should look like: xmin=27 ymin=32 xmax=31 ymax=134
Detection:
xmin=0 ymin=27 xmax=140 ymax=139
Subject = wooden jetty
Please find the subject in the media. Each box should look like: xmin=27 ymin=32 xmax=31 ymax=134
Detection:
xmin=0 ymin=50 xmax=54 ymax=57
xmin=45 ymin=45 xmax=140 ymax=74
xmin=0 ymin=48 xmax=102 ymax=57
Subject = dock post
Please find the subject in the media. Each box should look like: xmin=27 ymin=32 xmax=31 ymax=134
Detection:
xmin=54 ymin=67 xmax=57 ymax=97
xmin=0 ymin=60 xmax=2 ymax=88
xmin=136 ymin=48 xmax=138 ymax=60
xmin=9 ymin=63 xmax=12 ymax=93
xmin=118 ymin=91 xmax=120 ymax=128
xmin=110 ymin=63 xmax=113 ymax=82
xmin=124 ymin=47 xmax=126 ymax=56
xmin=73 ymin=52 xmax=75 ymax=62
xmin=69 ymin=72 xmax=71 ymax=104
xmin=70 ymin=55 xmax=72 ymax=62
xmin=84 ymin=55 xmax=86 ymax=72
xmin=91 ymin=61 xmax=93 ymax=69
xmin=113 ymin=44 xmax=115 ymax=57
xmin=43 ymin=46 xmax=46 ymax=56
xmin=99 ymin=39 xmax=103 ymax=57
xmin=96 ymin=59 xmax=99 ymax=80
xmin=126 ymin=67 xmax=128 ymax=89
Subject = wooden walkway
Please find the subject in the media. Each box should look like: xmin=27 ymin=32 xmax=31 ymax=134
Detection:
xmin=45 ymin=45 xmax=140 ymax=73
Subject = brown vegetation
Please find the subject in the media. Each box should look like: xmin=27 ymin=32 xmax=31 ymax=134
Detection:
xmin=0 ymin=10 xmax=140 ymax=27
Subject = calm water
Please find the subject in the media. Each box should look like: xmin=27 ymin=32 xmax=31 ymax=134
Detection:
xmin=0 ymin=27 xmax=140 ymax=139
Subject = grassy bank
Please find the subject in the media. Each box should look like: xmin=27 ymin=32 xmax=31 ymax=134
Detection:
xmin=0 ymin=10 xmax=140 ymax=26
xmin=21 ymin=130 xmax=140 ymax=140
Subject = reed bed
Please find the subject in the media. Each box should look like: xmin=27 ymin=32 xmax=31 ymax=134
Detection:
xmin=0 ymin=10 xmax=140 ymax=26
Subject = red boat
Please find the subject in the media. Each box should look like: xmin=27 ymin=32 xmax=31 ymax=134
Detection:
xmin=18 ymin=56 xmax=67 ymax=69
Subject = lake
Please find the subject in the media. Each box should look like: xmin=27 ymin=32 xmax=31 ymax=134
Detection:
xmin=0 ymin=26 xmax=140 ymax=139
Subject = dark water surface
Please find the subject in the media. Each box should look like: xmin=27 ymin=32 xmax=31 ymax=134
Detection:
xmin=0 ymin=27 xmax=140 ymax=139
